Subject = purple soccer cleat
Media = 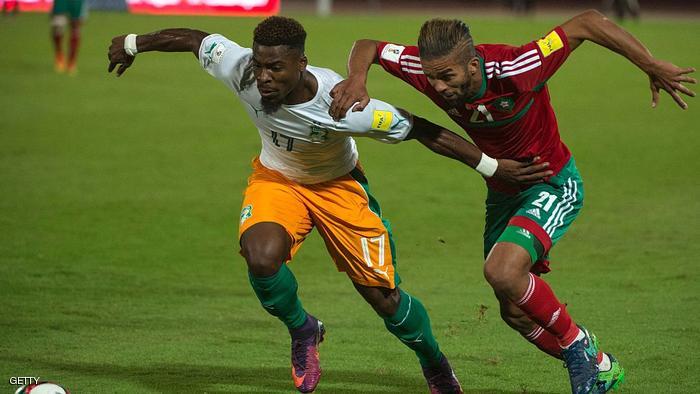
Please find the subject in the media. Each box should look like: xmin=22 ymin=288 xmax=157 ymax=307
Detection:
xmin=290 ymin=315 xmax=325 ymax=393
xmin=421 ymin=354 xmax=464 ymax=394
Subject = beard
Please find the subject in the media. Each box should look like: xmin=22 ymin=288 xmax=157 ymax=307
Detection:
xmin=261 ymin=97 xmax=282 ymax=115
xmin=454 ymin=80 xmax=472 ymax=105
xmin=441 ymin=81 xmax=471 ymax=108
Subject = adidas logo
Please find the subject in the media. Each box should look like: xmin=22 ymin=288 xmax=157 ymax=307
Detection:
xmin=526 ymin=208 xmax=541 ymax=219
xmin=516 ymin=228 xmax=531 ymax=239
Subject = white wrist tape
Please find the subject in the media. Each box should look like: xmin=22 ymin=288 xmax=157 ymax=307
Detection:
xmin=475 ymin=153 xmax=498 ymax=177
xmin=124 ymin=34 xmax=138 ymax=56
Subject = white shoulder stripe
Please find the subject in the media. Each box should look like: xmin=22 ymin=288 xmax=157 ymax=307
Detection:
xmin=401 ymin=67 xmax=424 ymax=74
xmin=400 ymin=60 xmax=422 ymax=68
xmin=484 ymin=49 xmax=538 ymax=67
xmin=496 ymin=61 xmax=541 ymax=78
xmin=486 ymin=55 xmax=539 ymax=74
xmin=401 ymin=54 xmax=421 ymax=62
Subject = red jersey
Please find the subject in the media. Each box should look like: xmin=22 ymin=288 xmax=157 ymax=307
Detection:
xmin=377 ymin=27 xmax=573 ymax=194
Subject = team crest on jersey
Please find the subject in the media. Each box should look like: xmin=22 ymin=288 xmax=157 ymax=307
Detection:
xmin=493 ymin=97 xmax=515 ymax=113
xmin=212 ymin=43 xmax=227 ymax=64
xmin=309 ymin=124 xmax=330 ymax=142
xmin=240 ymin=204 xmax=253 ymax=224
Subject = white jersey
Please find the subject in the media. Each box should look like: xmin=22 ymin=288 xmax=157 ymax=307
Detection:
xmin=199 ymin=34 xmax=413 ymax=184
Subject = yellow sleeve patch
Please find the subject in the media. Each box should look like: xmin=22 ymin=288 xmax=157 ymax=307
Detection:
xmin=371 ymin=110 xmax=393 ymax=131
xmin=536 ymin=30 xmax=564 ymax=58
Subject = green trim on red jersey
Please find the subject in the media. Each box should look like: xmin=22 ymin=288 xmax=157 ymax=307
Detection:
xmin=533 ymin=81 xmax=546 ymax=92
xmin=465 ymin=97 xmax=534 ymax=128
xmin=465 ymin=57 xmax=487 ymax=102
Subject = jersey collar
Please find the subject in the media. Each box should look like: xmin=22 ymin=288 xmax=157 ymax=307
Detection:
xmin=465 ymin=56 xmax=487 ymax=103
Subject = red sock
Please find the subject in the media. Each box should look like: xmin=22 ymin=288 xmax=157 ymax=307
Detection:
xmin=68 ymin=27 xmax=80 ymax=66
xmin=523 ymin=326 xmax=563 ymax=359
xmin=515 ymin=273 xmax=579 ymax=347
xmin=52 ymin=32 xmax=63 ymax=60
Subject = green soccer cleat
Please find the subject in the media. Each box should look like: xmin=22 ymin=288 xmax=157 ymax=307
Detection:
xmin=596 ymin=353 xmax=625 ymax=392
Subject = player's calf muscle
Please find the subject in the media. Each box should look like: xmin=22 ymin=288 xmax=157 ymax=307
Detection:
xmin=498 ymin=297 xmax=536 ymax=334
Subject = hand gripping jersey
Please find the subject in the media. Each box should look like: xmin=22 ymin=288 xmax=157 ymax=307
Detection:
xmin=377 ymin=27 xmax=573 ymax=194
xmin=199 ymin=34 xmax=413 ymax=185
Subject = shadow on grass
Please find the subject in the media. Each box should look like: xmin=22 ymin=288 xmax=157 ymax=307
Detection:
xmin=3 ymin=356 xmax=557 ymax=393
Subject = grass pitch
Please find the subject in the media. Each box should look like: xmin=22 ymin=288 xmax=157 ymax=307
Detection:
xmin=1 ymin=11 xmax=699 ymax=393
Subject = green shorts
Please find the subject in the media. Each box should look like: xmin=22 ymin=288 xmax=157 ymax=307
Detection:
xmin=483 ymin=157 xmax=584 ymax=273
xmin=51 ymin=0 xmax=86 ymax=20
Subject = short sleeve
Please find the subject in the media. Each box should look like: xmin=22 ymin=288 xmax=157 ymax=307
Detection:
xmin=332 ymin=99 xmax=413 ymax=144
xmin=376 ymin=42 xmax=432 ymax=92
xmin=199 ymin=34 xmax=253 ymax=92
xmin=490 ymin=27 xmax=571 ymax=92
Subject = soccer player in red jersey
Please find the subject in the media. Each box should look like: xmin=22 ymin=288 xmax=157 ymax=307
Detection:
xmin=107 ymin=16 xmax=555 ymax=394
xmin=51 ymin=0 xmax=87 ymax=74
xmin=330 ymin=9 xmax=695 ymax=394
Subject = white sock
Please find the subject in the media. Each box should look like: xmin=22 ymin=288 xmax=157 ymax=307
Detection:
xmin=598 ymin=353 xmax=611 ymax=371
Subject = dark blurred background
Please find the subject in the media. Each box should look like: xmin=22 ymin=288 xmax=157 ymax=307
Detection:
xmin=282 ymin=0 xmax=700 ymax=18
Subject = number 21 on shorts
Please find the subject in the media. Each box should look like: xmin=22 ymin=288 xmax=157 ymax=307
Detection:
xmin=532 ymin=191 xmax=557 ymax=211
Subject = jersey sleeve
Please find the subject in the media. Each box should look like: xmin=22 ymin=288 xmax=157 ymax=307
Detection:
xmin=492 ymin=27 xmax=572 ymax=92
xmin=331 ymin=99 xmax=413 ymax=144
xmin=376 ymin=42 xmax=432 ymax=91
xmin=199 ymin=34 xmax=253 ymax=93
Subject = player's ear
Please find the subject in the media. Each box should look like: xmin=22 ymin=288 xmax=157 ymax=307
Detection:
xmin=299 ymin=54 xmax=308 ymax=70
xmin=467 ymin=57 xmax=480 ymax=76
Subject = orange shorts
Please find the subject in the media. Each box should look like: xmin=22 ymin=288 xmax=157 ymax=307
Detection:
xmin=238 ymin=157 xmax=399 ymax=288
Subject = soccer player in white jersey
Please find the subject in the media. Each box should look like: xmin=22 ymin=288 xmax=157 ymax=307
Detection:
xmin=107 ymin=17 xmax=551 ymax=393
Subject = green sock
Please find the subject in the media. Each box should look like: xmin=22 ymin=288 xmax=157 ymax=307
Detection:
xmin=383 ymin=288 xmax=442 ymax=367
xmin=248 ymin=264 xmax=307 ymax=330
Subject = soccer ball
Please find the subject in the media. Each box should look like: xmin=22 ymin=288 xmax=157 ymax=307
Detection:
xmin=15 ymin=382 xmax=70 ymax=394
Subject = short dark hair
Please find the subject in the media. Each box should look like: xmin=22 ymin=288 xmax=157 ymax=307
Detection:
xmin=418 ymin=19 xmax=474 ymax=60
xmin=253 ymin=16 xmax=307 ymax=52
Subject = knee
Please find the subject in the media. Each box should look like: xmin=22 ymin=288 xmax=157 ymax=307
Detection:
xmin=241 ymin=235 xmax=288 ymax=277
xmin=483 ymin=243 xmax=532 ymax=293
xmin=70 ymin=21 xmax=81 ymax=35
xmin=373 ymin=291 xmax=400 ymax=317
xmin=484 ymin=260 xmax=518 ymax=294
xmin=51 ymin=15 xmax=67 ymax=34
xmin=357 ymin=285 xmax=401 ymax=317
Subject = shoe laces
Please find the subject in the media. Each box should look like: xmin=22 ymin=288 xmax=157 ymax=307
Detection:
xmin=292 ymin=336 xmax=311 ymax=369
xmin=563 ymin=341 xmax=594 ymax=386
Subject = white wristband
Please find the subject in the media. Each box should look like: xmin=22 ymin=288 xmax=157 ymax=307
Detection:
xmin=475 ymin=153 xmax=498 ymax=177
xmin=124 ymin=34 xmax=138 ymax=56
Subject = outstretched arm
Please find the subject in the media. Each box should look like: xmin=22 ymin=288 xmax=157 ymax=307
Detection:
xmin=329 ymin=39 xmax=380 ymax=120
xmin=407 ymin=115 xmax=552 ymax=184
xmin=108 ymin=29 xmax=209 ymax=77
xmin=560 ymin=9 xmax=696 ymax=109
